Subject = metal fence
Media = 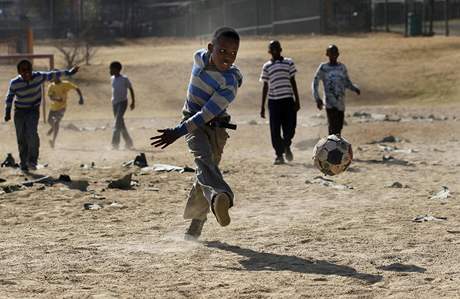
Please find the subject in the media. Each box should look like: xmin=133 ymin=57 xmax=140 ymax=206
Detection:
xmin=372 ymin=0 xmax=460 ymax=36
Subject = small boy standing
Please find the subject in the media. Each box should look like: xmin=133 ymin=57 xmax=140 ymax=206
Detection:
xmin=110 ymin=61 xmax=135 ymax=150
xmin=4 ymin=59 xmax=79 ymax=171
xmin=260 ymin=40 xmax=300 ymax=165
xmin=312 ymin=45 xmax=360 ymax=136
xmin=151 ymin=27 xmax=242 ymax=240
xmin=47 ymin=76 xmax=84 ymax=148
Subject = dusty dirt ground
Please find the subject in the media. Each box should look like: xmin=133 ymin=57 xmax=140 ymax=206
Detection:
xmin=1 ymin=34 xmax=460 ymax=298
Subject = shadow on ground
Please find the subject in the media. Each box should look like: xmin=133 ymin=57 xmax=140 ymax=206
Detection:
xmin=206 ymin=241 xmax=383 ymax=284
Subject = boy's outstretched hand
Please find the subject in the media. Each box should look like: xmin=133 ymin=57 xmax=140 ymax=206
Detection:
xmin=316 ymin=100 xmax=324 ymax=110
xmin=356 ymin=88 xmax=361 ymax=95
xmin=69 ymin=65 xmax=80 ymax=75
xmin=150 ymin=128 xmax=180 ymax=149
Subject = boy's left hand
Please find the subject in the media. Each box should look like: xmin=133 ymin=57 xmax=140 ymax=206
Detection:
xmin=78 ymin=97 xmax=84 ymax=105
xmin=150 ymin=128 xmax=180 ymax=149
xmin=130 ymin=102 xmax=135 ymax=110
xmin=294 ymin=101 xmax=300 ymax=111
xmin=69 ymin=65 xmax=80 ymax=75
xmin=356 ymin=88 xmax=361 ymax=95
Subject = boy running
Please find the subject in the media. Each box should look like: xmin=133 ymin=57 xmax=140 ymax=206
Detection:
xmin=47 ymin=76 xmax=84 ymax=148
xmin=110 ymin=61 xmax=135 ymax=150
xmin=260 ymin=40 xmax=300 ymax=165
xmin=312 ymin=44 xmax=360 ymax=136
xmin=4 ymin=59 xmax=79 ymax=171
xmin=151 ymin=27 xmax=242 ymax=240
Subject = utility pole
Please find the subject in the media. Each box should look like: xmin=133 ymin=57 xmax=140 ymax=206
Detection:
xmin=445 ymin=0 xmax=450 ymax=36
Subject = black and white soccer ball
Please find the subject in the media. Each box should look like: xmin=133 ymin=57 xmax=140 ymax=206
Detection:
xmin=313 ymin=135 xmax=353 ymax=176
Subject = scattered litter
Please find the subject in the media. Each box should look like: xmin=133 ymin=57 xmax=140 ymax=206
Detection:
xmin=108 ymin=202 xmax=125 ymax=209
xmin=64 ymin=123 xmax=81 ymax=131
xmin=370 ymin=135 xmax=401 ymax=144
xmin=90 ymin=194 xmax=106 ymax=200
xmin=0 ymin=178 xmax=6 ymax=183
xmin=36 ymin=185 xmax=46 ymax=191
xmin=108 ymin=173 xmax=133 ymax=190
xmin=1 ymin=153 xmax=19 ymax=168
xmin=1 ymin=184 xmax=24 ymax=193
xmin=122 ymin=153 xmax=148 ymax=168
xmin=80 ymin=162 xmax=96 ymax=169
xmin=413 ymin=215 xmax=447 ymax=222
xmin=20 ymin=175 xmax=52 ymax=187
xmin=430 ymin=186 xmax=451 ymax=201
xmin=83 ymin=203 xmax=102 ymax=210
xmin=382 ymin=155 xmax=413 ymax=166
xmin=305 ymin=176 xmax=353 ymax=190
xmin=386 ymin=182 xmax=410 ymax=188
xmin=447 ymin=230 xmax=460 ymax=234
xmin=141 ymin=164 xmax=195 ymax=173
xmin=145 ymin=187 xmax=160 ymax=192
xmin=58 ymin=174 xmax=72 ymax=182
xmin=378 ymin=145 xmax=418 ymax=154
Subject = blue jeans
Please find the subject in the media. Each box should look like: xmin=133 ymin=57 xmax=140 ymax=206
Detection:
xmin=14 ymin=107 xmax=40 ymax=168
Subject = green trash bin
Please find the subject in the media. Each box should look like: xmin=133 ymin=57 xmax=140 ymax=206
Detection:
xmin=407 ymin=12 xmax=422 ymax=36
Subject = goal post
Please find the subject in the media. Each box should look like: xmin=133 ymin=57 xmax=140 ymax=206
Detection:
xmin=0 ymin=53 xmax=55 ymax=124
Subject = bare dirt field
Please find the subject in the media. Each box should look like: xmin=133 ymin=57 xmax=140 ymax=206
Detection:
xmin=0 ymin=34 xmax=460 ymax=298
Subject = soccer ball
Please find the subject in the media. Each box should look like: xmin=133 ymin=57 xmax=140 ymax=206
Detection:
xmin=312 ymin=135 xmax=353 ymax=176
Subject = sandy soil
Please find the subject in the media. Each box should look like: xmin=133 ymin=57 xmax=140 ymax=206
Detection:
xmin=0 ymin=35 xmax=460 ymax=298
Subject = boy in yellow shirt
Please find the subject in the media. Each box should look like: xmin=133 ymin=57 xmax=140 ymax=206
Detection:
xmin=47 ymin=77 xmax=84 ymax=148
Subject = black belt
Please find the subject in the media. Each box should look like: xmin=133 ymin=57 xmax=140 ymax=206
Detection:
xmin=208 ymin=120 xmax=237 ymax=130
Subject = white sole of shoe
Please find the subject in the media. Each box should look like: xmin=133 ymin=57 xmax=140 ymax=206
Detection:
xmin=213 ymin=193 xmax=231 ymax=227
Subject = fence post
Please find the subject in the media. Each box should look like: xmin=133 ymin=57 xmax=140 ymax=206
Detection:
xmin=384 ymin=0 xmax=389 ymax=32
xmin=445 ymin=0 xmax=450 ymax=36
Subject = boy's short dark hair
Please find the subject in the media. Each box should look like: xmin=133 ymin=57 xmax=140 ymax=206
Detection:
xmin=212 ymin=27 xmax=240 ymax=44
xmin=110 ymin=61 xmax=122 ymax=71
xmin=327 ymin=44 xmax=339 ymax=53
xmin=17 ymin=59 xmax=32 ymax=72
xmin=269 ymin=40 xmax=281 ymax=49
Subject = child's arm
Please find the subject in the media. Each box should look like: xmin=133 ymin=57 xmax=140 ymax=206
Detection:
xmin=128 ymin=86 xmax=135 ymax=110
xmin=312 ymin=65 xmax=324 ymax=110
xmin=76 ymin=88 xmax=84 ymax=105
xmin=344 ymin=65 xmax=360 ymax=95
xmin=260 ymin=82 xmax=268 ymax=118
xmin=40 ymin=66 xmax=80 ymax=83
xmin=290 ymin=76 xmax=300 ymax=111
xmin=4 ymin=81 xmax=14 ymax=122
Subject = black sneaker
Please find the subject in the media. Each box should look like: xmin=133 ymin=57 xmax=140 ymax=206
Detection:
xmin=285 ymin=147 xmax=293 ymax=162
xmin=273 ymin=155 xmax=285 ymax=165
xmin=185 ymin=219 xmax=206 ymax=240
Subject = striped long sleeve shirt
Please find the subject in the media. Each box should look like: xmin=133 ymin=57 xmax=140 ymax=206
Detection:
xmin=260 ymin=57 xmax=297 ymax=100
xmin=5 ymin=70 xmax=73 ymax=111
xmin=174 ymin=49 xmax=243 ymax=137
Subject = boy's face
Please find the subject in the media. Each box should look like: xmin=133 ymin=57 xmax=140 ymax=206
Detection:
xmin=110 ymin=66 xmax=120 ymax=76
xmin=208 ymin=36 xmax=239 ymax=72
xmin=327 ymin=49 xmax=339 ymax=62
xmin=268 ymin=44 xmax=282 ymax=59
xmin=18 ymin=63 xmax=32 ymax=81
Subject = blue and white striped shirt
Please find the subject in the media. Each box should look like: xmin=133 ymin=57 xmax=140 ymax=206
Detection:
xmin=175 ymin=49 xmax=243 ymax=137
xmin=5 ymin=70 xmax=72 ymax=110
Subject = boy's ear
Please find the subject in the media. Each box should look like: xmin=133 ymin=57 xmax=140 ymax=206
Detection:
xmin=207 ymin=43 xmax=213 ymax=53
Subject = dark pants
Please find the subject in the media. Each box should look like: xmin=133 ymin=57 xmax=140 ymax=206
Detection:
xmin=14 ymin=107 xmax=40 ymax=168
xmin=326 ymin=107 xmax=345 ymax=135
xmin=112 ymin=101 xmax=133 ymax=148
xmin=268 ymin=98 xmax=297 ymax=157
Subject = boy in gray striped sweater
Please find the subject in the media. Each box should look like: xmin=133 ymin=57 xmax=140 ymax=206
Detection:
xmin=4 ymin=59 xmax=79 ymax=171
xmin=151 ymin=27 xmax=242 ymax=240
xmin=260 ymin=40 xmax=300 ymax=165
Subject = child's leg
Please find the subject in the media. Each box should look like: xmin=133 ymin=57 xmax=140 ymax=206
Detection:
xmin=14 ymin=109 xmax=28 ymax=169
xmin=268 ymin=100 xmax=284 ymax=157
xmin=280 ymin=98 xmax=297 ymax=150
xmin=183 ymin=182 xmax=209 ymax=221
xmin=24 ymin=108 xmax=40 ymax=167
xmin=326 ymin=107 xmax=342 ymax=135
xmin=111 ymin=102 xmax=123 ymax=148
xmin=184 ymin=126 xmax=233 ymax=218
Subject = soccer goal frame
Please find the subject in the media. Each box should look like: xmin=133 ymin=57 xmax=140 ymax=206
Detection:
xmin=0 ymin=53 xmax=55 ymax=124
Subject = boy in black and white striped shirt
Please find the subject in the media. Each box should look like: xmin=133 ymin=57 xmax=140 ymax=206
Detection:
xmin=260 ymin=40 xmax=300 ymax=165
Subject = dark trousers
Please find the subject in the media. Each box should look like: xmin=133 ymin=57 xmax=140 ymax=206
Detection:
xmin=14 ymin=107 xmax=40 ymax=168
xmin=268 ymin=98 xmax=297 ymax=157
xmin=112 ymin=101 xmax=133 ymax=148
xmin=326 ymin=107 xmax=345 ymax=135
